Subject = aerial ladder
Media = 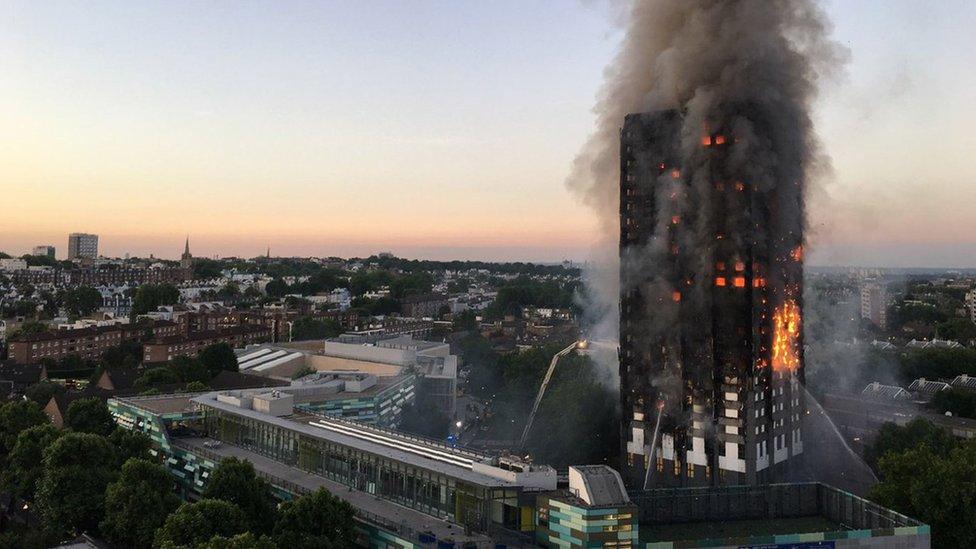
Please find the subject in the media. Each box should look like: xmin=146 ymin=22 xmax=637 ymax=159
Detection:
xmin=517 ymin=340 xmax=584 ymax=449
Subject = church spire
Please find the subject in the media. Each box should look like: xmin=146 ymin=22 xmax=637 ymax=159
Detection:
xmin=181 ymin=235 xmax=193 ymax=269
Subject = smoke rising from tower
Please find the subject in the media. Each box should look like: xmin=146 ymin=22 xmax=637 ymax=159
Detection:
xmin=569 ymin=0 xmax=846 ymax=371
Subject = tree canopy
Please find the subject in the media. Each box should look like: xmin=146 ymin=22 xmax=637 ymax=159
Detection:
xmin=36 ymin=432 xmax=118 ymax=534
xmin=865 ymin=418 xmax=958 ymax=468
xmin=135 ymin=366 xmax=182 ymax=391
xmin=61 ymin=286 xmax=103 ymax=317
xmin=101 ymin=458 xmax=181 ymax=548
xmin=871 ymin=438 xmax=976 ymax=548
xmin=24 ymin=380 xmax=65 ymax=406
xmin=290 ymin=316 xmax=341 ymax=341
xmin=0 ymin=399 xmax=49 ymax=459
xmin=131 ymin=283 xmax=181 ymax=315
xmin=64 ymin=397 xmax=116 ymax=437
xmin=2 ymin=423 xmax=62 ymax=502
xmin=154 ymin=499 xmax=250 ymax=549
xmin=199 ymin=343 xmax=239 ymax=377
xmin=930 ymin=388 xmax=976 ymax=419
xmin=108 ymin=426 xmax=153 ymax=465
xmin=202 ymin=457 xmax=277 ymax=535
xmin=273 ymin=488 xmax=357 ymax=549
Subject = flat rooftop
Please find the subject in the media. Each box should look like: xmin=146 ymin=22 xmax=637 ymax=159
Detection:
xmin=174 ymin=437 xmax=491 ymax=546
xmin=292 ymin=374 xmax=411 ymax=403
xmin=375 ymin=335 xmax=446 ymax=352
xmin=117 ymin=393 xmax=199 ymax=416
xmin=190 ymin=391 xmax=511 ymax=487
xmin=642 ymin=516 xmax=844 ymax=543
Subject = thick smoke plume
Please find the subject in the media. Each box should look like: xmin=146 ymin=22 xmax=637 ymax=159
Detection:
xmin=570 ymin=0 xmax=846 ymax=374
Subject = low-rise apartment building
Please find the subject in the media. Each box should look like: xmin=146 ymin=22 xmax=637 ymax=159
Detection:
xmin=143 ymin=325 xmax=272 ymax=363
xmin=8 ymin=320 xmax=180 ymax=364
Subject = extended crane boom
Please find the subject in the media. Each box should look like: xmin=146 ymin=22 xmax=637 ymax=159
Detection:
xmin=517 ymin=340 xmax=582 ymax=449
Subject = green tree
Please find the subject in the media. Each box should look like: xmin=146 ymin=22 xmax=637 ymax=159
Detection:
xmin=390 ymin=272 xmax=433 ymax=298
xmin=21 ymin=254 xmax=58 ymax=268
xmin=61 ymin=286 xmax=103 ymax=317
xmin=871 ymin=440 xmax=976 ymax=548
xmin=930 ymin=388 xmax=976 ymax=419
xmin=185 ymin=380 xmax=210 ymax=392
xmin=349 ymin=296 xmax=400 ymax=316
xmin=2 ymin=424 xmax=61 ymax=502
xmin=193 ymin=258 xmax=225 ymax=280
xmin=460 ymin=334 xmax=503 ymax=398
xmin=197 ymin=533 xmax=277 ymax=549
xmin=486 ymin=278 xmax=577 ymax=319
xmin=8 ymin=320 xmax=47 ymax=339
xmin=348 ymin=270 xmax=393 ymax=296
xmin=36 ymin=432 xmax=117 ymax=534
xmin=399 ymin=401 xmax=450 ymax=439
xmin=131 ymin=283 xmax=181 ymax=315
xmin=0 ymin=399 xmax=49 ymax=459
xmin=936 ymin=318 xmax=976 ymax=342
xmin=64 ymin=397 xmax=115 ymax=437
xmin=455 ymin=310 xmax=479 ymax=332
xmin=108 ymin=427 xmax=152 ymax=465
xmin=264 ymin=278 xmax=289 ymax=298
xmin=273 ymin=488 xmax=357 ymax=549
xmin=0 ymin=527 xmax=62 ymax=549
xmin=101 ymin=458 xmax=181 ymax=548
xmin=290 ymin=366 xmax=316 ymax=380
xmin=24 ymin=380 xmax=65 ymax=406
xmin=865 ymin=418 xmax=958 ymax=468
xmin=154 ymin=499 xmax=249 ymax=549
xmin=135 ymin=366 xmax=182 ymax=390
xmin=305 ymin=269 xmax=344 ymax=294
xmin=898 ymin=348 xmax=976 ymax=385
xmin=242 ymin=286 xmax=263 ymax=302
xmin=448 ymin=277 xmax=472 ymax=294
xmin=525 ymin=352 xmax=619 ymax=468
xmin=290 ymin=316 xmax=341 ymax=341
xmin=203 ymin=457 xmax=277 ymax=534
xmin=199 ymin=343 xmax=239 ymax=377
xmin=99 ymin=340 xmax=143 ymax=369
xmin=168 ymin=356 xmax=212 ymax=384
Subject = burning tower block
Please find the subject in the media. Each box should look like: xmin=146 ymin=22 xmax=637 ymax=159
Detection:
xmin=619 ymin=109 xmax=804 ymax=488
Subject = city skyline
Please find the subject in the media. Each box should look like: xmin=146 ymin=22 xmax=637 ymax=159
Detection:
xmin=3 ymin=1 xmax=975 ymax=266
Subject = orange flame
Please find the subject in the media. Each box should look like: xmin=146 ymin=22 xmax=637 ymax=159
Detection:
xmin=791 ymin=245 xmax=803 ymax=262
xmin=771 ymin=300 xmax=801 ymax=372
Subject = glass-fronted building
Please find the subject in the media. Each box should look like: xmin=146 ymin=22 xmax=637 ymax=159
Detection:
xmin=294 ymin=374 xmax=415 ymax=427
xmin=197 ymin=390 xmax=550 ymax=533
xmin=108 ymin=389 xmax=929 ymax=549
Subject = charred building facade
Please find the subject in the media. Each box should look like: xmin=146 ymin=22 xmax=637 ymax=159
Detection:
xmin=619 ymin=109 xmax=805 ymax=489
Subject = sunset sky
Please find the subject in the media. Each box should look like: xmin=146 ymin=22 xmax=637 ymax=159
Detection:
xmin=2 ymin=1 xmax=974 ymax=266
